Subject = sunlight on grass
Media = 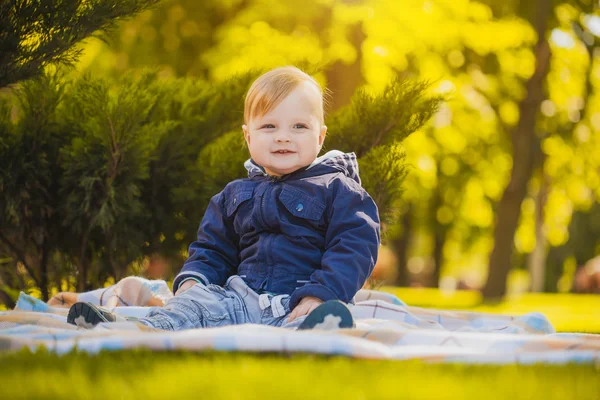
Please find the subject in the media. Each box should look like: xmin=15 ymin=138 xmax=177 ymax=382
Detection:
xmin=0 ymin=350 xmax=598 ymax=400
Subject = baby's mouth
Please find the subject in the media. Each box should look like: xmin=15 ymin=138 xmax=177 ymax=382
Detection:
xmin=272 ymin=150 xmax=295 ymax=154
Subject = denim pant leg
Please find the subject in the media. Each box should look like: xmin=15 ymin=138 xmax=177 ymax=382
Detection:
xmin=225 ymin=276 xmax=306 ymax=329
xmin=139 ymin=283 xmax=247 ymax=331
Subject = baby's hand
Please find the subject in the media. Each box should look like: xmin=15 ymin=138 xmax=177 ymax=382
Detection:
xmin=288 ymin=296 xmax=324 ymax=322
xmin=175 ymin=280 xmax=197 ymax=296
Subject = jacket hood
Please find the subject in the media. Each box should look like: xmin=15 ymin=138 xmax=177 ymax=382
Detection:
xmin=244 ymin=150 xmax=361 ymax=185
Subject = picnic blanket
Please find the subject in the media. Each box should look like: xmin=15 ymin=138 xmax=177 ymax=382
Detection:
xmin=1 ymin=277 xmax=599 ymax=365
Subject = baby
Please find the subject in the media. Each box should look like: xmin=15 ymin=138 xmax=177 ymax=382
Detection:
xmin=68 ymin=66 xmax=380 ymax=330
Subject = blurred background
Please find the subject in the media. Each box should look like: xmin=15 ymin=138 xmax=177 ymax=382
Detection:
xmin=1 ymin=0 xmax=600 ymax=310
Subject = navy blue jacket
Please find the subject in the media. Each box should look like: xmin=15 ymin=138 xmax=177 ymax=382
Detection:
xmin=173 ymin=151 xmax=381 ymax=309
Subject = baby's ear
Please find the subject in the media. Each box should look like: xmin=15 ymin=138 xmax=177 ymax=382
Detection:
xmin=242 ymin=125 xmax=250 ymax=145
xmin=319 ymin=125 xmax=327 ymax=145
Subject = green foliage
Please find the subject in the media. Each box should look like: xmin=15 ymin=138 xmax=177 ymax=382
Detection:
xmin=358 ymin=144 xmax=408 ymax=224
xmin=75 ymin=0 xmax=238 ymax=78
xmin=0 ymin=0 xmax=163 ymax=88
xmin=0 ymin=73 xmax=66 ymax=228
xmin=320 ymin=79 xmax=441 ymax=222
xmin=58 ymin=72 xmax=175 ymax=283
xmin=0 ymin=73 xmax=69 ymax=299
xmin=0 ymin=71 xmax=183 ymax=293
xmin=60 ymin=72 xmax=165 ymax=233
xmin=196 ymin=130 xmax=249 ymax=205
xmin=142 ymin=73 xmax=253 ymax=256
xmin=326 ymin=80 xmax=442 ymax=158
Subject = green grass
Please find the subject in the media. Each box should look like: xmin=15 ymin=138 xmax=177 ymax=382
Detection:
xmin=2 ymin=289 xmax=599 ymax=399
xmin=0 ymin=350 xmax=598 ymax=400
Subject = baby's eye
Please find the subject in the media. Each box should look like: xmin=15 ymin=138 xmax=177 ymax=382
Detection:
xmin=293 ymin=124 xmax=308 ymax=129
xmin=260 ymin=124 xmax=275 ymax=129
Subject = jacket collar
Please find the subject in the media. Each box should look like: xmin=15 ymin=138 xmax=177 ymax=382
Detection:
xmin=244 ymin=150 xmax=361 ymax=185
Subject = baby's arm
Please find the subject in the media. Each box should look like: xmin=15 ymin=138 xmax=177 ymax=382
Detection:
xmin=175 ymin=279 xmax=198 ymax=296
xmin=289 ymin=178 xmax=381 ymax=311
xmin=173 ymin=190 xmax=240 ymax=294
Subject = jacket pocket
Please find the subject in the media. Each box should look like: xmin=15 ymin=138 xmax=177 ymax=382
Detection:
xmin=278 ymin=186 xmax=325 ymax=221
xmin=226 ymin=186 xmax=254 ymax=217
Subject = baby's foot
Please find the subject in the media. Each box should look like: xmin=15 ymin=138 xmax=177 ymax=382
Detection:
xmin=298 ymin=300 xmax=354 ymax=330
xmin=67 ymin=302 xmax=133 ymax=328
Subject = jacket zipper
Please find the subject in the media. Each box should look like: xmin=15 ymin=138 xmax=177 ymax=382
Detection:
xmin=261 ymin=178 xmax=279 ymax=290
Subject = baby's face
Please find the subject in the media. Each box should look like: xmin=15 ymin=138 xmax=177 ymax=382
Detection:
xmin=243 ymin=82 xmax=327 ymax=176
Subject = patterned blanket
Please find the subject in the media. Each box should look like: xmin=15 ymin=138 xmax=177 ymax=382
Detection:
xmin=1 ymin=277 xmax=599 ymax=364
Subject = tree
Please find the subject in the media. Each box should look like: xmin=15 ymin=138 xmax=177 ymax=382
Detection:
xmin=75 ymin=0 xmax=372 ymax=109
xmin=59 ymin=72 xmax=175 ymax=290
xmin=482 ymin=0 xmax=553 ymax=299
xmin=483 ymin=0 xmax=599 ymax=298
xmin=0 ymin=0 xmax=162 ymax=88
xmin=0 ymin=74 xmax=69 ymax=301
xmin=327 ymin=79 xmax=441 ymax=220
xmin=536 ymin=2 xmax=600 ymax=292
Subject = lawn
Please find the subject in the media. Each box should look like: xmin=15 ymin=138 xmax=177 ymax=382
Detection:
xmin=1 ymin=289 xmax=598 ymax=400
xmin=0 ymin=350 xmax=598 ymax=400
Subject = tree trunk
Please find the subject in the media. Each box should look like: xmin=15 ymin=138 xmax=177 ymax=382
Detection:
xmin=39 ymin=238 xmax=50 ymax=301
xmin=0 ymin=233 xmax=41 ymax=290
xmin=0 ymin=261 xmax=18 ymax=308
xmin=527 ymin=166 xmax=550 ymax=292
xmin=77 ymin=230 xmax=91 ymax=292
xmin=392 ymin=204 xmax=413 ymax=287
xmin=483 ymin=0 xmax=552 ymax=299
xmin=430 ymin=169 xmax=446 ymax=288
xmin=0 ymin=288 xmax=16 ymax=309
xmin=324 ymin=22 xmax=365 ymax=111
xmin=431 ymin=228 xmax=446 ymax=289
xmin=527 ymin=171 xmax=549 ymax=292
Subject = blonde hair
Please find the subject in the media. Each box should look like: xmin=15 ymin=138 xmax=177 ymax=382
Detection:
xmin=244 ymin=66 xmax=326 ymax=124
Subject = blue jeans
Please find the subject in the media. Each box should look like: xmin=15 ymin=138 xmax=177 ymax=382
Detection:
xmin=139 ymin=275 xmax=306 ymax=330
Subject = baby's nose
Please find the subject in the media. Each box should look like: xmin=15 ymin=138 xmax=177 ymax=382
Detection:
xmin=275 ymin=132 xmax=291 ymax=142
